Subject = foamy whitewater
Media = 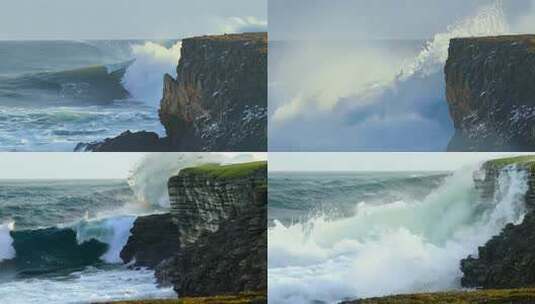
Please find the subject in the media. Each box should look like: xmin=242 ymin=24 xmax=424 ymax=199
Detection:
xmin=268 ymin=165 xmax=529 ymax=304
xmin=269 ymin=1 xmax=510 ymax=151
xmin=0 ymin=39 xmax=182 ymax=151
xmin=0 ymin=153 xmax=261 ymax=303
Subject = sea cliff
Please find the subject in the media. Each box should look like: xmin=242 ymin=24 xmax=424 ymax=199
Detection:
xmin=460 ymin=156 xmax=535 ymax=288
xmin=445 ymin=35 xmax=535 ymax=151
xmin=119 ymin=161 xmax=267 ymax=299
xmin=159 ymin=33 xmax=267 ymax=151
xmin=79 ymin=32 xmax=267 ymax=152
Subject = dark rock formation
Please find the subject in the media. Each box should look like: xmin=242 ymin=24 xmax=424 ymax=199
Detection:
xmin=120 ymin=213 xmax=179 ymax=268
xmin=461 ymin=212 xmax=535 ymax=289
xmin=75 ymin=130 xmax=171 ymax=152
xmin=155 ymin=161 xmax=267 ymax=297
xmin=461 ymin=157 xmax=535 ymax=288
xmin=159 ymin=33 xmax=267 ymax=152
xmin=82 ymin=32 xmax=267 ymax=152
xmin=445 ymin=35 xmax=535 ymax=151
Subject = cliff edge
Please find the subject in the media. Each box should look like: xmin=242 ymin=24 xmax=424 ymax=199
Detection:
xmin=159 ymin=33 xmax=267 ymax=151
xmin=79 ymin=32 xmax=267 ymax=152
xmin=461 ymin=156 xmax=535 ymax=288
xmin=445 ymin=35 xmax=535 ymax=151
xmin=120 ymin=161 xmax=267 ymax=298
xmin=161 ymin=161 xmax=267 ymax=296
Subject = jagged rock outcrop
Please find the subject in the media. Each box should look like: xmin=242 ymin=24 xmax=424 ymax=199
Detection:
xmin=461 ymin=157 xmax=535 ymax=288
xmin=159 ymin=33 xmax=267 ymax=152
xmin=120 ymin=213 xmax=179 ymax=268
xmin=75 ymin=130 xmax=171 ymax=152
xmin=155 ymin=161 xmax=267 ymax=296
xmin=445 ymin=35 xmax=535 ymax=151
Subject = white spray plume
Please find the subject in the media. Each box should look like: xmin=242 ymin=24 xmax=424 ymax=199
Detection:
xmin=122 ymin=41 xmax=182 ymax=107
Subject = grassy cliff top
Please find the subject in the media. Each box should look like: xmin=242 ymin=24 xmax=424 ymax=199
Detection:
xmin=485 ymin=155 xmax=535 ymax=171
xmin=341 ymin=288 xmax=535 ymax=304
xmin=179 ymin=161 xmax=267 ymax=179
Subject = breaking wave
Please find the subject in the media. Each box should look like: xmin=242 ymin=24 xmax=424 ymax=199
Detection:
xmin=268 ymin=164 xmax=529 ymax=304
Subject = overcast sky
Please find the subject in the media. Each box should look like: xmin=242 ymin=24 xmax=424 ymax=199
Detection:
xmin=269 ymin=153 xmax=534 ymax=172
xmin=0 ymin=152 xmax=266 ymax=179
xmin=0 ymin=0 xmax=266 ymax=40
xmin=270 ymin=0 xmax=534 ymax=40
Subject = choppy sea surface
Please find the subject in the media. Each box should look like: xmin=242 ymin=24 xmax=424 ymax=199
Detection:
xmin=0 ymin=39 xmax=182 ymax=151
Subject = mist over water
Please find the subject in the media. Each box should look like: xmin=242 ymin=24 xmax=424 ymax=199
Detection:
xmin=268 ymin=165 xmax=529 ymax=304
xmin=269 ymin=1 xmax=510 ymax=151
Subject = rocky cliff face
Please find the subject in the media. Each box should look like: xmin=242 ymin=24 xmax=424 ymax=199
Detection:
xmin=167 ymin=163 xmax=266 ymax=247
xmin=461 ymin=158 xmax=535 ymax=288
xmin=120 ymin=213 xmax=179 ymax=269
xmin=80 ymin=32 xmax=267 ymax=152
xmin=121 ymin=162 xmax=267 ymax=297
xmin=158 ymin=162 xmax=267 ymax=296
xmin=159 ymin=33 xmax=267 ymax=152
xmin=445 ymin=35 xmax=535 ymax=151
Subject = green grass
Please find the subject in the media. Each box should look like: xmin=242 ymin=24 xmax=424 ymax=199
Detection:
xmin=180 ymin=161 xmax=267 ymax=179
xmin=94 ymin=292 xmax=266 ymax=304
xmin=485 ymin=155 xmax=535 ymax=171
xmin=344 ymin=288 xmax=535 ymax=304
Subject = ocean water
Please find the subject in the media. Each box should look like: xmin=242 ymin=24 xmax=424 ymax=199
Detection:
xmin=0 ymin=179 xmax=175 ymax=303
xmin=0 ymin=39 xmax=182 ymax=151
xmin=268 ymin=166 xmax=529 ymax=303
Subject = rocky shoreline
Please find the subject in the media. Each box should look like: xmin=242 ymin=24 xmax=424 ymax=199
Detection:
xmin=78 ymin=32 xmax=267 ymax=152
xmin=118 ymin=161 xmax=267 ymax=299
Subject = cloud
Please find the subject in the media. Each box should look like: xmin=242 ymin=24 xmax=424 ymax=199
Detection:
xmin=220 ymin=16 xmax=267 ymax=33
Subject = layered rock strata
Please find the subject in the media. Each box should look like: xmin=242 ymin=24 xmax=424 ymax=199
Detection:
xmin=120 ymin=161 xmax=267 ymax=297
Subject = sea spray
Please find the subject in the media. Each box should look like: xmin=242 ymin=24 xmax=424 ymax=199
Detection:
xmin=74 ymin=216 xmax=137 ymax=264
xmin=127 ymin=153 xmax=262 ymax=208
xmin=122 ymin=41 xmax=182 ymax=107
xmin=270 ymin=1 xmax=511 ymax=150
xmin=400 ymin=0 xmax=508 ymax=78
xmin=268 ymin=164 xmax=530 ymax=304
xmin=0 ymin=222 xmax=15 ymax=262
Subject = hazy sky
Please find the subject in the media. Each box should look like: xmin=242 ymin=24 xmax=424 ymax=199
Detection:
xmin=270 ymin=0 xmax=534 ymax=40
xmin=269 ymin=153 xmax=534 ymax=172
xmin=0 ymin=153 xmax=146 ymax=179
xmin=0 ymin=0 xmax=266 ymax=40
xmin=0 ymin=152 xmax=266 ymax=179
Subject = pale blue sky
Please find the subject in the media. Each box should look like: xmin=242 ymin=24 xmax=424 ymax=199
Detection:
xmin=269 ymin=153 xmax=534 ymax=172
xmin=0 ymin=0 xmax=266 ymax=40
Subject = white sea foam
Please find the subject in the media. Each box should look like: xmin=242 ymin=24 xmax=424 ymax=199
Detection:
xmin=268 ymin=165 xmax=529 ymax=304
xmin=0 ymin=266 xmax=175 ymax=304
xmin=0 ymin=222 xmax=15 ymax=262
